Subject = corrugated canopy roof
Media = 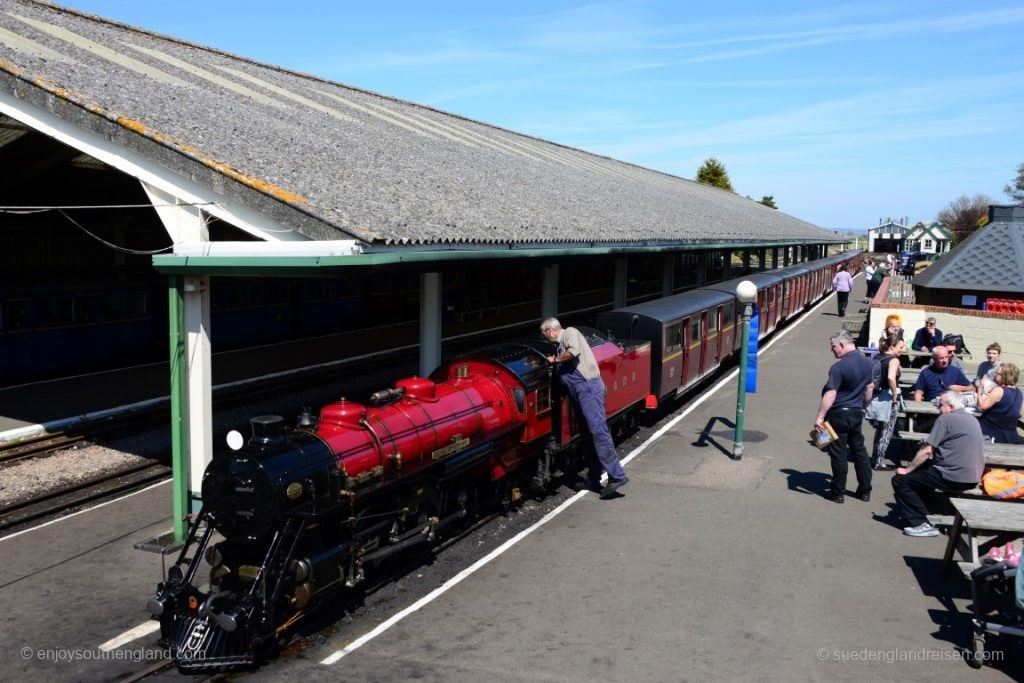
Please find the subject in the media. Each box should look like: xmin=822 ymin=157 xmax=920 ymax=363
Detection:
xmin=0 ymin=0 xmax=839 ymax=249
xmin=913 ymin=206 xmax=1024 ymax=293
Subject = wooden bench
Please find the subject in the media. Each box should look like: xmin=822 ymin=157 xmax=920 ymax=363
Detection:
xmin=940 ymin=497 xmax=1024 ymax=575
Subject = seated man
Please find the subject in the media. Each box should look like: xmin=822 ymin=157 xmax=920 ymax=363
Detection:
xmin=910 ymin=316 xmax=943 ymax=368
xmin=942 ymin=337 xmax=966 ymax=372
xmin=913 ymin=346 xmax=973 ymax=403
xmin=892 ymin=391 xmax=985 ymax=537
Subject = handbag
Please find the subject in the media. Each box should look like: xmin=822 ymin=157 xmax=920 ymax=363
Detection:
xmin=864 ymin=389 xmax=894 ymax=424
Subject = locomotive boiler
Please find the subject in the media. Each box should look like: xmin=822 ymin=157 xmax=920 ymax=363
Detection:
xmin=148 ymin=333 xmax=650 ymax=672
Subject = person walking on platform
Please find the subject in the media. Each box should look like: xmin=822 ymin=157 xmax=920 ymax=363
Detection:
xmin=814 ymin=330 xmax=875 ymax=503
xmin=864 ymin=260 xmax=877 ymax=298
xmin=892 ymin=391 xmax=985 ymax=537
xmin=540 ymin=317 xmax=628 ymax=499
xmin=832 ymin=264 xmax=853 ymax=317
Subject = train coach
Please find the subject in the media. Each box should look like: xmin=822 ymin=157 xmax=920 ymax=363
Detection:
xmin=596 ymin=250 xmax=860 ymax=408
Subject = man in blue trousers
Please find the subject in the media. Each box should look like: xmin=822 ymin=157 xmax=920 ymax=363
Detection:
xmin=541 ymin=317 xmax=629 ymax=499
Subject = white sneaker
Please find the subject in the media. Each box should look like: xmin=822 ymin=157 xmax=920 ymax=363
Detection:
xmin=903 ymin=523 xmax=939 ymax=537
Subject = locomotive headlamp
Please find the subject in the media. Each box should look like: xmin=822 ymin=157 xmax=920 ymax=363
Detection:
xmin=147 ymin=595 xmax=167 ymax=617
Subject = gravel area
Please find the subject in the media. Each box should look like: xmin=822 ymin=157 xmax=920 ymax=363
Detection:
xmin=0 ymin=442 xmax=158 ymax=507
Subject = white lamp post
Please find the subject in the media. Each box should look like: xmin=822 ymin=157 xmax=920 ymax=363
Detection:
xmin=734 ymin=280 xmax=758 ymax=460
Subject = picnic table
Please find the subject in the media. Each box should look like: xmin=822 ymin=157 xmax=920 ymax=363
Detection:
xmin=983 ymin=442 xmax=1024 ymax=468
xmin=898 ymin=368 xmax=920 ymax=386
xmin=858 ymin=347 xmax=933 ymax=360
xmin=940 ymin=497 xmax=1024 ymax=575
xmin=900 ymin=400 xmax=939 ymax=433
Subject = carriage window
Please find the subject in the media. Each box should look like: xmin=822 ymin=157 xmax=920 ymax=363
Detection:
xmin=38 ymin=297 xmax=73 ymax=327
xmin=74 ymin=295 xmax=100 ymax=323
xmin=665 ymin=322 xmax=683 ymax=354
xmin=708 ymin=309 xmax=719 ymax=333
xmin=107 ymin=291 xmax=147 ymax=317
xmin=1 ymin=300 xmax=31 ymax=331
xmin=723 ymin=305 xmax=734 ymax=326
xmin=690 ymin=317 xmax=702 ymax=340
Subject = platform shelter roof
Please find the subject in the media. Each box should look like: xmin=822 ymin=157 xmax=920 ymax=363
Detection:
xmin=0 ymin=0 xmax=839 ymax=260
xmin=913 ymin=206 xmax=1024 ymax=294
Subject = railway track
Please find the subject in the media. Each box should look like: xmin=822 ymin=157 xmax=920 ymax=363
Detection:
xmin=0 ymin=461 xmax=171 ymax=533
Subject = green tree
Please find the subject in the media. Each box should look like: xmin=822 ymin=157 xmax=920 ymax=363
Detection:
xmin=759 ymin=195 xmax=777 ymax=209
xmin=1005 ymin=162 xmax=1024 ymax=205
xmin=695 ymin=157 xmax=734 ymax=191
xmin=936 ymin=194 xmax=990 ymax=244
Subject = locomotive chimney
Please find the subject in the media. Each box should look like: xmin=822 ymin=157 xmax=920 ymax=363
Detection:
xmin=249 ymin=415 xmax=286 ymax=445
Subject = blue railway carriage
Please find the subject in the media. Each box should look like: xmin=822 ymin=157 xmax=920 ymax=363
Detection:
xmin=0 ymin=281 xmax=158 ymax=384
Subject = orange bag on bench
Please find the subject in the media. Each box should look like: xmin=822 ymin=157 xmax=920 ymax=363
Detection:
xmin=981 ymin=469 xmax=1024 ymax=499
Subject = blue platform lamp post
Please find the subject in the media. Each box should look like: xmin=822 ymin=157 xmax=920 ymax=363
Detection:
xmin=734 ymin=280 xmax=758 ymax=460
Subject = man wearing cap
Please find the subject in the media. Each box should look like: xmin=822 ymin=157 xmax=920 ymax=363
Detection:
xmin=911 ymin=317 xmax=943 ymax=368
xmin=540 ymin=317 xmax=629 ymax=499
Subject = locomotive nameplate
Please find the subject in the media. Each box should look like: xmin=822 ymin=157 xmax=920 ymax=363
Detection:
xmin=431 ymin=436 xmax=470 ymax=461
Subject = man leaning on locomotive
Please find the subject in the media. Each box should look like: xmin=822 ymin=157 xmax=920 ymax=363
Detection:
xmin=540 ymin=317 xmax=629 ymax=499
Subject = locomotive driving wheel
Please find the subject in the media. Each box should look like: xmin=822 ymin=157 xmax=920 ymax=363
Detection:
xmin=439 ymin=476 xmax=477 ymax=540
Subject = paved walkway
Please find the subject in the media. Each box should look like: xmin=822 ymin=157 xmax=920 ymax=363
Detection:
xmin=309 ymin=280 xmax=1016 ymax=680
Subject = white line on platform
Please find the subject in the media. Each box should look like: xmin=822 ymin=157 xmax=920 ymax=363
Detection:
xmin=0 ymin=478 xmax=170 ymax=543
xmin=321 ymin=283 xmax=836 ymax=665
xmin=98 ymin=620 xmax=161 ymax=651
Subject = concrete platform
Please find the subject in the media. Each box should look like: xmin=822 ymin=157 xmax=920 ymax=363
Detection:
xmin=1 ymin=278 xmax=1017 ymax=679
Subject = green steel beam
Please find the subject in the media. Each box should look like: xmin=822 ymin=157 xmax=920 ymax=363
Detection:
xmin=168 ymin=275 xmax=189 ymax=542
xmin=152 ymin=240 xmax=846 ymax=276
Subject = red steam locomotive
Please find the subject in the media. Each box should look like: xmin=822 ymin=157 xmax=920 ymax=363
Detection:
xmin=149 ymin=332 xmax=650 ymax=672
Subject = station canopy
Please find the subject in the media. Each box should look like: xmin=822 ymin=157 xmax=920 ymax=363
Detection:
xmin=0 ymin=0 xmax=841 ymax=269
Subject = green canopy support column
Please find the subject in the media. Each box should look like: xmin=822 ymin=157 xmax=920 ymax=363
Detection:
xmin=661 ymin=253 xmax=675 ymax=297
xmin=420 ymin=272 xmax=442 ymax=377
xmin=613 ymin=257 xmax=627 ymax=309
xmin=541 ymin=264 xmax=559 ymax=318
xmin=168 ymin=275 xmax=188 ymax=541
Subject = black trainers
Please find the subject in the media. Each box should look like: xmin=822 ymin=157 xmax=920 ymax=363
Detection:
xmin=824 ymin=490 xmax=845 ymax=503
xmin=600 ymin=477 xmax=629 ymax=499
xmin=572 ymin=478 xmax=600 ymax=493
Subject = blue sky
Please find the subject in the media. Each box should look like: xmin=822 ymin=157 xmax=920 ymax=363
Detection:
xmin=57 ymin=0 xmax=1024 ymax=231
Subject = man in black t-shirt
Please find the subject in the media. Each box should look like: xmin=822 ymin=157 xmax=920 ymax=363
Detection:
xmin=814 ymin=331 xmax=875 ymax=503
